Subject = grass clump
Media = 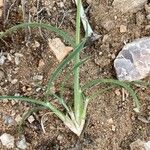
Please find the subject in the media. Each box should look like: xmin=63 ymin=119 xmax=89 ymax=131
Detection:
xmin=0 ymin=0 xmax=143 ymax=136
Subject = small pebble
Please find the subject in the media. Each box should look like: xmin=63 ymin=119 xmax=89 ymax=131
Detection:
xmin=0 ymin=55 xmax=6 ymax=65
xmin=11 ymin=79 xmax=18 ymax=84
xmin=111 ymin=54 xmax=116 ymax=59
xmin=57 ymin=135 xmax=63 ymax=141
xmin=3 ymin=115 xmax=14 ymax=125
xmin=14 ymin=53 xmax=23 ymax=65
xmin=38 ymin=59 xmax=45 ymax=69
xmin=147 ymin=116 xmax=150 ymax=121
xmin=2 ymin=99 xmax=8 ymax=103
xmin=15 ymin=114 xmax=22 ymax=123
xmin=144 ymin=141 xmax=150 ymax=150
xmin=16 ymin=135 xmax=27 ymax=150
xmin=36 ymin=87 xmax=41 ymax=92
xmin=58 ymin=2 xmax=64 ymax=8
xmin=0 ymin=133 xmax=15 ymax=149
xmin=107 ymin=118 xmax=114 ymax=124
xmin=7 ymin=53 xmax=12 ymax=61
xmin=111 ymin=125 xmax=116 ymax=131
xmin=147 ymin=105 xmax=150 ymax=110
xmin=102 ymin=34 xmax=109 ymax=43
xmin=27 ymin=115 xmax=35 ymax=123
xmin=115 ymin=89 xmax=121 ymax=96
xmin=138 ymin=116 xmax=149 ymax=124
xmin=120 ymin=25 xmax=127 ymax=33
xmin=48 ymin=38 xmax=73 ymax=62
xmin=34 ymin=41 xmax=40 ymax=48
xmin=33 ymin=75 xmax=43 ymax=81
xmin=11 ymin=100 xmax=17 ymax=105
xmin=147 ymin=14 xmax=150 ymax=20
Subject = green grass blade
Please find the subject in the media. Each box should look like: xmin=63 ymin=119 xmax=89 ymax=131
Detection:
xmin=87 ymin=85 xmax=116 ymax=101
xmin=52 ymin=93 xmax=70 ymax=112
xmin=45 ymin=39 xmax=86 ymax=98
xmin=0 ymin=96 xmax=66 ymax=121
xmin=60 ymin=56 xmax=90 ymax=98
xmin=82 ymin=79 xmax=140 ymax=111
xmin=74 ymin=56 xmax=91 ymax=70
xmin=0 ymin=22 xmax=75 ymax=48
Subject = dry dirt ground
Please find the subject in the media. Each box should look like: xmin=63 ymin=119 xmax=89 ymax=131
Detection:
xmin=0 ymin=0 xmax=150 ymax=150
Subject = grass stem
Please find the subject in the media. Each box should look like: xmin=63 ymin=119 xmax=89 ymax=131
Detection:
xmin=74 ymin=0 xmax=83 ymax=124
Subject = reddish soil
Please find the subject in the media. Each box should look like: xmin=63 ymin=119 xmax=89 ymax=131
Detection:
xmin=0 ymin=0 xmax=150 ymax=149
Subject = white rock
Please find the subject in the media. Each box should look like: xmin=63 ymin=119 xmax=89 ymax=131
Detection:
xmin=27 ymin=115 xmax=35 ymax=123
xmin=113 ymin=0 xmax=147 ymax=13
xmin=0 ymin=55 xmax=6 ymax=65
xmin=3 ymin=115 xmax=14 ymax=125
xmin=0 ymin=133 xmax=15 ymax=149
xmin=114 ymin=37 xmax=150 ymax=81
xmin=14 ymin=53 xmax=23 ymax=65
xmin=16 ymin=135 xmax=27 ymax=150
xmin=7 ymin=53 xmax=12 ymax=61
xmin=11 ymin=78 xmax=18 ymax=84
xmin=33 ymin=75 xmax=43 ymax=81
xmin=144 ymin=141 xmax=150 ymax=150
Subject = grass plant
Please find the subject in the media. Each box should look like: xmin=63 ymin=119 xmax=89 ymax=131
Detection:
xmin=0 ymin=0 xmax=144 ymax=136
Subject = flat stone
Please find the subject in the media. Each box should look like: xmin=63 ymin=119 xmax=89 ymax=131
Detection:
xmin=113 ymin=0 xmax=147 ymax=13
xmin=48 ymin=38 xmax=73 ymax=62
xmin=0 ymin=55 xmax=6 ymax=65
xmin=114 ymin=37 xmax=150 ymax=81
xmin=138 ymin=116 xmax=149 ymax=124
xmin=0 ymin=133 xmax=15 ymax=149
xmin=11 ymin=79 xmax=18 ymax=84
xmin=3 ymin=115 xmax=14 ymax=125
xmin=120 ymin=25 xmax=127 ymax=33
xmin=33 ymin=75 xmax=43 ymax=81
xmin=16 ymin=135 xmax=27 ymax=150
xmin=27 ymin=115 xmax=35 ymax=123
xmin=15 ymin=114 xmax=22 ymax=123
xmin=144 ymin=141 xmax=150 ymax=150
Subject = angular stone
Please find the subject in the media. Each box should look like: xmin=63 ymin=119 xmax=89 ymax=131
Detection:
xmin=0 ymin=133 xmax=15 ymax=149
xmin=114 ymin=37 xmax=150 ymax=81
xmin=48 ymin=38 xmax=73 ymax=62
xmin=16 ymin=135 xmax=27 ymax=150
